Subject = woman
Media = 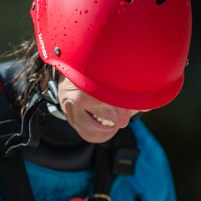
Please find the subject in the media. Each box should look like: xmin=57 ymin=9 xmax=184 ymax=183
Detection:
xmin=0 ymin=0 xmax=192 ymax=200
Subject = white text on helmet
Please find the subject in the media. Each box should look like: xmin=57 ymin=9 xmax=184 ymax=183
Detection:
xmin=38 ymin=33 xmax=48 ymax=59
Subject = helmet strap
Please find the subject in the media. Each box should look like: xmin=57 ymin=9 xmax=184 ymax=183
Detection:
xmin=47 ymin=80 xmax=59 ymax=104
xmin=42 ymin=66 xmax=59 ymax=105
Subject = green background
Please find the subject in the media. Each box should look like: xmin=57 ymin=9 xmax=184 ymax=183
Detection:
xmin=0 ymin=1 xmax=201 ymax=200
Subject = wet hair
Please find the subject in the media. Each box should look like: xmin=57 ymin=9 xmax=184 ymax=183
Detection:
xmin=7 ymin=38 xmax=50 ymax=115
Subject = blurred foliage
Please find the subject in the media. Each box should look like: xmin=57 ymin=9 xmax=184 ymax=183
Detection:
xmin=0 ymin=1 xmax=201 ymax=201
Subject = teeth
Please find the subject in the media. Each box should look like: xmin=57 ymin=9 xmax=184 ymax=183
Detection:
xmin=93 ymin=114 xmax=115 ymax=127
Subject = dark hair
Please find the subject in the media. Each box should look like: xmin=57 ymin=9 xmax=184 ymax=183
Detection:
xmin=7 ymin=38 xmax=50 ymax=115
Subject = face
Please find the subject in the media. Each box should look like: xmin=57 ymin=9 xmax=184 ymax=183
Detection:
xmin=58 ymin=74 xmax=149 ymax=143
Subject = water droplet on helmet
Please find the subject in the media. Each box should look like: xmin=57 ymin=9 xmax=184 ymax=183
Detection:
xmin=125 ymin=0 xmax=133 ymax=3
xmin=117 ymin=9 xmax=121 ymax=14
xmin=156 ymin=0 xmax=167 ymax=5
xmin=120 ymin=1 xmax=125 ymax=6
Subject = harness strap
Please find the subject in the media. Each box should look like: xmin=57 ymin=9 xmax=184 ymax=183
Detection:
xmin=93 ymin=142 xmax=114 ymax=197
xmin=88 ymin=125 xmax=139 ymax=201
xmin=0 ymin=152 xmax=35 ymax=201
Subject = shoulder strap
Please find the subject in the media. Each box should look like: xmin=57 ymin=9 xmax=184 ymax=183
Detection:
xmin=0 ymin=152 xmax=35 ymax=201
xmin=89 ymin=125 xmax=140 ymax=201
xmin=0 ymin=88 xmax=21 ymax=156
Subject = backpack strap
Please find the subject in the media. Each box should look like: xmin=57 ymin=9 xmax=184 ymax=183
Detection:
xmin=0 ymin=152 xmax=35 ymax=201
xmin=0 ymin=88 xmax=21 ymax=156
xmin=88 ymin=125 xmax=140 ymax=201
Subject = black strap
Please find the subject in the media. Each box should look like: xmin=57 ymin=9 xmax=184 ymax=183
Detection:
xmin=112 ymin=126 xmax=139 ymax=175
xmin=94 ymin=142 xmax=114 ymax=196
xmin=0 ymin=152 xmax=35 ymax=201
xmin=89 ymin=125 xmax=139 ymax=201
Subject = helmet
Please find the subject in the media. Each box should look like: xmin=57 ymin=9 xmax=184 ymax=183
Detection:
xmin=30 ymin=0 xmax=192 ymax=110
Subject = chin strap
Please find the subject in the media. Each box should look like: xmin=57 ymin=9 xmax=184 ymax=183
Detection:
xmin=46 ymin=66 xmax=59 ymax=104
xmin=47 ymin=80 xmax=59 ymax=104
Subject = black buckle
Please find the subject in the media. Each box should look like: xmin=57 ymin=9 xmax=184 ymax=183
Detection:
xmin=113 ymin=147 xmax=139 ymax=175
xmin=88 ymin=194 xmax=111 ymax=201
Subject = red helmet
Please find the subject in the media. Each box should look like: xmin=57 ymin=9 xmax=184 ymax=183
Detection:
xmin=30 ymin=0 xmax=192 ymax=110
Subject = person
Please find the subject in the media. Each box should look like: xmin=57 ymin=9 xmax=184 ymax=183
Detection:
xmin=0 ymin=0 xmax=192 ymax=201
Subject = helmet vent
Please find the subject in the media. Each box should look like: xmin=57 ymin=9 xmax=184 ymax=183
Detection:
xmin=125 ymin=0 xmax=133 ymax=3
xmin=156 ymin=0 xmax=167 ymax=5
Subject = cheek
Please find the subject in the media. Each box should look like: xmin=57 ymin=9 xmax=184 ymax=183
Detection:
xmin=58 ymin=90 xmax=87 ymax=117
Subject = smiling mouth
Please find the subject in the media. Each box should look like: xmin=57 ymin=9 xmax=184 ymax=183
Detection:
xmin=87 ymin=111 xmax=115 ymax=127
xmin=93 ymin=114 xmax=115 ymax=126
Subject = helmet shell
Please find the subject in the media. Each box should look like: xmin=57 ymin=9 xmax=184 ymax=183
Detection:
xmin=30 ymin=0 xmax=192 ymax=109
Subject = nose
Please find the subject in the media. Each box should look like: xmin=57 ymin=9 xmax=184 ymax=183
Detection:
xmin=90 ymin=95 xmax=138 ymax=128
